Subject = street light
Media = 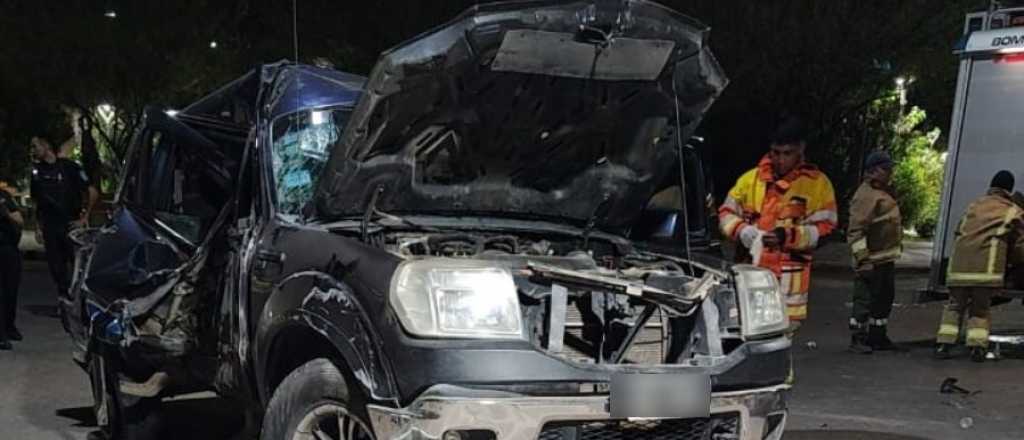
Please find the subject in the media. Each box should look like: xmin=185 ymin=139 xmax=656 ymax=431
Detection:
xmin=895 ymin=76 xmax=911 ymax=110
xmin=104 ymin=10 xmax=117 ymax=18
xmin=97 ymin=103 xmax=115 ymax=123
xmin=209 ymin=41 xmax=218 ymax=49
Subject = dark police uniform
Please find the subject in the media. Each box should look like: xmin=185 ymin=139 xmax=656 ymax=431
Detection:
xmin=0 ymin=188 xmax=23 ymax=343
xmin=30 ymin=158 xmax=89 ymax=302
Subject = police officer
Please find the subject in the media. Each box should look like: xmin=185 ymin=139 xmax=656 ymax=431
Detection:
xmin=30 ymin=136 xmax=97 ymax=312
xmin=0 ymin=179 xmax=24 ymax=350
xmin=935 ymin=170 xmax=1024 ymax=362
xmin=847 ymin=151 xmax=903 ymax=353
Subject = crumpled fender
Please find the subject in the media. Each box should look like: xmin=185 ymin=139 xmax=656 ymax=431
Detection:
xmin=254 ymin=271 xmax=399 ymax=406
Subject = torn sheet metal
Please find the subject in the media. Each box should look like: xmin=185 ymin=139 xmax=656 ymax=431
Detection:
xmin=548 ymin=284 xmax=569 ymax=353
xmin=83 ymin=208 xmax=184 ymax=313
xmin=528 ymin=261 xmax=697 ymax=315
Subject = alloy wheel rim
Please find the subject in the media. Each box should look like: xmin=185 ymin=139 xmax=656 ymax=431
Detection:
xmin=293 ymin=403 xmax=373 ymax=440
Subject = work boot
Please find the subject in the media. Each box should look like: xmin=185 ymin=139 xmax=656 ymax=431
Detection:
xmin=849 ymin=332 xmax=873 ymax=354
xmin=867 ymin=325 xmax=902 ymax=351
xmin=7 ymin=327 xmax=22 ymax=342
xmin=934 ymin=343 xmax=954 ymax=360
xmin=970 ymin=347 xmax=987 ymax=363
xmin=86 ymin=430 xmax=109 ymax=440
xmin=991 ymin=295 xmax=1013 ymax=307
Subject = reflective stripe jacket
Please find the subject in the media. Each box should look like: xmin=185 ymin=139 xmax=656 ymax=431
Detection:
xmin=847 ymin=180 xmax=902 ymax=268
xmin=947 ymin=188 xmax=1024 ymax=287
xmin=718 ymin=155 xmax=837 ymax=320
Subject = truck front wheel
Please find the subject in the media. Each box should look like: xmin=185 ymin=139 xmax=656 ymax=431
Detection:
xmin=261 ymin=359 xmax=374 ymax=440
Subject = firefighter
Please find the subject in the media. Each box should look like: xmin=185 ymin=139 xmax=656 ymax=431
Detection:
xmin=719 ymin=117 xmax=838 ymax=330
xmin=935 ymin=170 xmax=1024 ymax=362
xmin=847 ymin=151 xmax=903 ymax=353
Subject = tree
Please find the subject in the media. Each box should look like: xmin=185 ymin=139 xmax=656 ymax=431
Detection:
xmin=666 ymin=0 xmax=984 ymax=224
xmin=0 ymin=0 xmax=986 ymax=207
xmin=0 ymin=1 xmax=258 ymax=188
xmin=890 ymin=107 xmax=944 ymax=235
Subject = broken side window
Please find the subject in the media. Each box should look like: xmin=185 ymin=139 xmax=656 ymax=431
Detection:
xmin=124 ymin=127 xmax=229 ymax=245
xmin=270 ymin=108 xmax=350 ymax=219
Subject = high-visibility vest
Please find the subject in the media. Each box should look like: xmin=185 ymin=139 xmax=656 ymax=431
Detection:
xmin=947 ymin=188 xmax=1024 ymax=287
xmin=719 ymin=155 xmax=837 ymax=321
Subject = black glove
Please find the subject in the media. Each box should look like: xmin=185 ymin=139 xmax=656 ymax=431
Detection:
xmin=773 ymin=227 xmax=788 ymax=248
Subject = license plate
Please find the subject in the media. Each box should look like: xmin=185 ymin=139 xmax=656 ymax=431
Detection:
xmin=609 ymin=373 xmax=711 ymax=419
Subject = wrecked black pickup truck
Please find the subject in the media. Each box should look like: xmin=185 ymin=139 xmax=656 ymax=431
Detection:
xmin=61 ymin=1 xmax=790 ymax=439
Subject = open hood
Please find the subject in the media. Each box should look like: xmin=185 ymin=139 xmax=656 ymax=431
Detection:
xmin=316 ymin=0 xmax=727 ymax=231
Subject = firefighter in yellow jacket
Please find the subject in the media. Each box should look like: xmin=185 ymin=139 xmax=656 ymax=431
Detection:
xmin=935 ymin=170 xmax=1024 ymax=362
xmin=719 ymin=118 xmax=838 ymax=327
xmin=847 ymin=151 xmax=903 ymax=353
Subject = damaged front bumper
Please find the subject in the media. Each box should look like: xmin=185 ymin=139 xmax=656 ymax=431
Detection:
xmin=367 ymin=384 xmax=788 ymax=440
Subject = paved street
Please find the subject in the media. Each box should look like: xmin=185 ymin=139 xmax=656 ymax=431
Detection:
xmin=0 ymin=260 xmax=243 ymax=440
xmin=1 ymin=250 xmax=1023 ymax=440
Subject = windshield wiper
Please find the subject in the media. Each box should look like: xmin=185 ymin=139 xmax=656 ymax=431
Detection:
xmin=582 ymin=192 xmax=612 ymax=249
xmin=359 ymin=185 xmax=440 ymax=242
xmin=360 ymin=186 xmax=384 ymax=242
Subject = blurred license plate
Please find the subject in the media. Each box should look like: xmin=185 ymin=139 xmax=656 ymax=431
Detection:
xmin=609 ymin=373 xmax=711 ymax=419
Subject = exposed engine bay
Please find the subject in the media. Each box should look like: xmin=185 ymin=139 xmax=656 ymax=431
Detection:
xmin=383 ymin=230 xmax=745 ymax=366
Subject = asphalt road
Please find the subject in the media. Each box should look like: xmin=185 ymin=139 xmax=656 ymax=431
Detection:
xmin=1 ymin=259 xmax=1023 ymax=439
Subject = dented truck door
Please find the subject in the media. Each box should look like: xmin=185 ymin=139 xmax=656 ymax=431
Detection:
xmin=82 ymin=108 xmax=228 ymax=338
xmin=211 ymin=127 xmax=262 ymax=402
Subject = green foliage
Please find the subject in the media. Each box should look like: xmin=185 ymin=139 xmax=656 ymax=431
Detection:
xmin=889 ymin=107 xmax=945 ymax=234
xmin=0 ymin=0 xmax=979 ymax=203
xmin=668 ymin=0 xmax=979 ymax=227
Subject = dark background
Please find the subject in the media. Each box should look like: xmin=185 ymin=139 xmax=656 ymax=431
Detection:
xmin=0 ymin=0 xmax=987 ymax=213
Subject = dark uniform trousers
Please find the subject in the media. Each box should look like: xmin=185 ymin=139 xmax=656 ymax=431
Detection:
xmin=0 ymin=245 xmax=22 ymax=336
xmin=41 ymin=219 xmax=74 ymax=300
xmin=852 ymin=261 xmax=896 ymax=324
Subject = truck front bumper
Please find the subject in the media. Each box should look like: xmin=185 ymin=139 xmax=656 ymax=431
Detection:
xmin=367 ymin=384 xmax=788 ymax=440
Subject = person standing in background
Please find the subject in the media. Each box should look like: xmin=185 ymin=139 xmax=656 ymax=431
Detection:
xmin=847 ymin=151 xmax=903 ymax=353
xmin=30 ymin=136 xmax=98 ymax=314
xmin=0 ymin=179 xmax=24 ymax=350
xmin=935 ymin=170 xmax=1024 ymax=362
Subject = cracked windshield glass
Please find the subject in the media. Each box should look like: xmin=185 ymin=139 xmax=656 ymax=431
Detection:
xmin=271 ymin=108 xmax=349 ymax=218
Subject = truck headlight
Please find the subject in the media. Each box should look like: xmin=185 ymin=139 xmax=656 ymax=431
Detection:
xmin=390 ymin=259 xmax=524 ymax=339
xmin=733 ymin=265 xmax=789 ymax=338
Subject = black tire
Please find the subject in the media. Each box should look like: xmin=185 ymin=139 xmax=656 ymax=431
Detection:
xmin=261 ymin=359 xmax=374 ymax=440
xmin=88 ymin=351 xmax=162 ymax=440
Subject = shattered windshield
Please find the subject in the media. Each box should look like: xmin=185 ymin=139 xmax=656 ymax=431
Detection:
xmin=271 ymin=108 xmax=351 ymax=219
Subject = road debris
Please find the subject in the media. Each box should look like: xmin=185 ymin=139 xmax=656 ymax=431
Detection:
xmin=940 ymin=377 xmax=977 ymax=396
xmin=959 ymin=417 xmax=974 ymax=429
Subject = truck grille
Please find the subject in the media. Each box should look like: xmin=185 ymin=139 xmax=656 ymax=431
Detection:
xmin=559 ymin=306 xmax=668 ymax=365
xmin=538 ymin=414 xmax=740 ymax=440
